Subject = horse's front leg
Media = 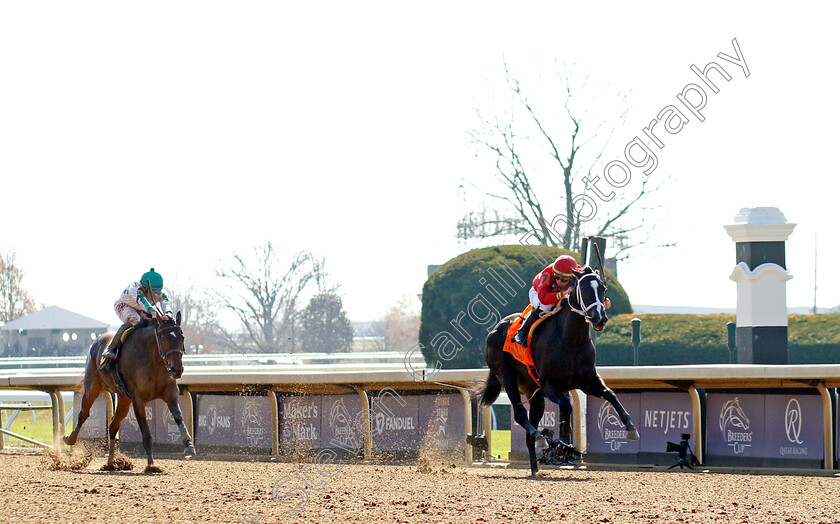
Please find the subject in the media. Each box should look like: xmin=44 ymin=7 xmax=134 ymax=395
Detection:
xmin=131 ymin=400 xmax=159 ymax=472
xmin=585 ymin=374 xmax=640 ymax=441
xmin=557 ymin=391 xmax=573 ymax=437
xmin=165 ymin=387 xmax=196 ymax=455
xmin=543 ymin=382 xmax=574 ymax=437
xmin=525 ymin=391 xmax=546 ymax=476
xmin=106 ymin=396 xmax=133 ymax=469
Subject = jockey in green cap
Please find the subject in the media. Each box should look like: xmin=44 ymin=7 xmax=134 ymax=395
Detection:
xmin=100 ymin=268 xmax=173 ymax=365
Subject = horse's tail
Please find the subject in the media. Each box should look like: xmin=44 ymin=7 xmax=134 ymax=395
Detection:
xmin=471 ymin=372 xmax=502 ymax=407
xmin=71 ymin=377 xmax=85 ymax=394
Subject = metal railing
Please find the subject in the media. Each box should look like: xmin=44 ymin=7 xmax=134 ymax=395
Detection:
xmin=1 ymin=364 xmax=838 ymax=470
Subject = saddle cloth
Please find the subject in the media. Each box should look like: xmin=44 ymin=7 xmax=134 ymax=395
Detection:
xmin=97 ymin=326 xmax=137 ymax=398
xmin=503 ymin=305 xmax=554 ymax=385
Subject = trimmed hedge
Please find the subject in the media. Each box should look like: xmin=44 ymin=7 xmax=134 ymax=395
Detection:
xmin=594 ymin=314 xmax=840 ymax=365
xmin=419 ymin=245 xmax=632 ymax=369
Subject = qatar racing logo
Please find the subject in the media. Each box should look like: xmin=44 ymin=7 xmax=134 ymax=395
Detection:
xmin=597 ymin=401 xmax=629 ymax=450
xmin=784 ymin=398 xmax=803 ymax=444
xmin=719 ymin=397 xmax=752 ymax=454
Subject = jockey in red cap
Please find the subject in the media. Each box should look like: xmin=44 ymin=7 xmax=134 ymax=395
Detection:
xmin=514 ymin=255 xmax=609 ymax=347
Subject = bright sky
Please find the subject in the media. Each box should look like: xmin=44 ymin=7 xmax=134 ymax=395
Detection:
xmin=2 ymin=2 xmax=838 ymax=327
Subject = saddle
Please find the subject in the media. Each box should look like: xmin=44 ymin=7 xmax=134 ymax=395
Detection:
xmin=503 ymin=305 xmax=560 ymax=385
xmin=97 ymin=325 xmax=137 ymax=397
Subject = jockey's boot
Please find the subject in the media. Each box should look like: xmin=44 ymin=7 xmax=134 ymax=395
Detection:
xmin=513 ymin=309 xmax=541 ymax=347
xmin=101 ymin=322 xmax=132 ymax=362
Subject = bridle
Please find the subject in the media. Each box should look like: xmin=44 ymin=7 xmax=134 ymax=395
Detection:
xmin=152 ymin=313 xmax=185 ymax=365
xmin=568 ymin=271 xmax=607 ymax=324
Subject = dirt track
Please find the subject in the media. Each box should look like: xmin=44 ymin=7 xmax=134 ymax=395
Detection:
xmin=2 ymin=451 xmax=839 ymax=523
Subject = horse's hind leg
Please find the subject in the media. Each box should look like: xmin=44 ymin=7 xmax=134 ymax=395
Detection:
xmin=165 ymin=386 xmax=196 ymax=455
xmin=63 ymin=377 xmax=104 ymax=446
xmin=584 ymin=374 xmax=640 ymax=441
xmin=499 ymin=362 xmax=548 ymax=470
xmin=106 ymin=396 xmax=132 ymax=469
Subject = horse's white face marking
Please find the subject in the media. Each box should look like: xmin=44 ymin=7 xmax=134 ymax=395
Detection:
xmin=570 ymin=272 xmax=607 ymax=328
xmin=589 ymin=279 xmax=605 ymax=314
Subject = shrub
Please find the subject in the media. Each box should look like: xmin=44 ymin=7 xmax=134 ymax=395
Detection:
xmin=594 ymin=314 xmax=840 ymax=365
xmin=419 ymin=245 xmax=631 ymax=369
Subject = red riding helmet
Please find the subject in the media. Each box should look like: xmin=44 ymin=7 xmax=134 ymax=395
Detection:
xmin=552 ymin=255 xmax=582 ymax=277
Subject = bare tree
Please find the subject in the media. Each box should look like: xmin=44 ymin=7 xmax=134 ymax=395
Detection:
xmin=375 ymin=295 xmax=420 ymax=351
xmin=0 ymin=250 xmax=37 ymax=323
xmin=167 ymin=277 xmax=223 ymax=353
xmin=214 ymin=242 xmax=319 ymax=353
xmin=462 ymin=60 xmax=669 ymax=260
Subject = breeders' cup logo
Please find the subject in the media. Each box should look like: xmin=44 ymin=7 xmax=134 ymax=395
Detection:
xmin=597 ymin=401 xmax=629 ymax=450
xmin=329 ymin=398 xmax=359 ymax=450
xmin=719 ymin=397 xmax=752 ymax=454
xmin=241 ymin=397 xmax=265 ymax=446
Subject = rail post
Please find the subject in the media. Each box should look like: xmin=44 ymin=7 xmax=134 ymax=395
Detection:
xmin=270 ymin=389 xmax=280 ymax=456
xmin=570 ymin=389 xmax=587 ymax=454
xmin=631 ymin=318 xmax=641 ymax=366
xmin=460 ymin=388 xmax=473 ymax=463
xmin=350 ymin=386 xmax=372 ymax=459
xmin=816 ymin=382 xmax=835 ymax=470
xmin=726 ymin=321 xmax=737 ymax=364
xmin=688 ymin=385 xmax=704 ymax=465
xmin=48 ymin=388 xmax=62 ymax=445
xmin=483 ymin=404 xmax=493 ymax=458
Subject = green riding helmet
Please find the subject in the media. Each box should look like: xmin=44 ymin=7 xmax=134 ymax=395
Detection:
xmin=140 ymin=268 xmax=164 ymax=291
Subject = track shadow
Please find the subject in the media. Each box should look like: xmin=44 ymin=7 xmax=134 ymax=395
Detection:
xmin=477 ymin=472 xmax=592 ymax=482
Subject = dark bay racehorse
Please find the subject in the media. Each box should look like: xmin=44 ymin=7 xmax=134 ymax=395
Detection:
xmin=473 ymin=266 xmax=639 ymax=475
xmin=64 ymin=310 xmax=196 ymax=472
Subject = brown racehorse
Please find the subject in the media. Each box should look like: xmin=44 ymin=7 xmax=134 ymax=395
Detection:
xmin=64 ymin=309 xmax=196 ymax=472
xmin=473 ymin=266 xmax=639 ymax=476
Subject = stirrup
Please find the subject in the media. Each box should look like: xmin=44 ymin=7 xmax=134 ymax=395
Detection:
xmin=514 ymin=331 xmax=528 ymax=347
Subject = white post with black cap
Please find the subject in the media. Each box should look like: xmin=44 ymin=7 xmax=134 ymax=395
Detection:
xmin=724 ymin=207 xmax=796 ymax=364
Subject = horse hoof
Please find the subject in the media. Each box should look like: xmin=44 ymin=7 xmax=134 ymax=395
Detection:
xmin=626 ymin=428 xmax=640 ymax=441
xmin=536 ymin=437 xmax=549 ymax=450
xmin=184 ymin=446 xmax=197 ymax=456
